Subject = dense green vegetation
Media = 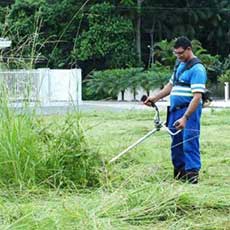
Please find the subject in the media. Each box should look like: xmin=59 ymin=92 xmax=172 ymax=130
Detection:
xmin=84 ymin=64 xmax=170 ymax=100
xmin=0 ymin=107 xmax=229 ymax=229
xmin=0 ymin=0 xmax=230 ymax=99
xmin=0 ymin=0 xmax=229 ymax=72
xmin=1 ymin=1 xmax=229 ymax=99
xmin=84 ymin=40 xmax=230 ymax=100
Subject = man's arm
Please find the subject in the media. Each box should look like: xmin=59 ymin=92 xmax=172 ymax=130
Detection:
xmin=174 ymin=92 xmax=202 ymax=129
xmin=144 ymin=82 xmax=173 ymax=106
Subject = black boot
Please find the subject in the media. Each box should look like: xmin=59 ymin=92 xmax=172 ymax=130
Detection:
xmin=186 ymin=171 xmax=199 ymax=184
xmin=174 ymin=168 xmax=186 ymax=181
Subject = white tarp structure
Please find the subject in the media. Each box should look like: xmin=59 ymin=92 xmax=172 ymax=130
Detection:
xmin=1 ymin=39 xmax=82 ymax=107
xmin=225 ymin=82 xmax=229 ymax=101
xmin=0 ymin=68 xmax=82 ymax=106
xmin=118 ymin=85 xmax=229 ymax=102
xmin=117 ymin=87 xmax=168 ymax=101
xmin=0 ymin=38 xmax=12 ymax=49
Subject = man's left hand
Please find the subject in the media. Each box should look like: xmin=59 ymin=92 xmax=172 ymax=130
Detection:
xmin=174 ymin=116 xmax=187 ymax=130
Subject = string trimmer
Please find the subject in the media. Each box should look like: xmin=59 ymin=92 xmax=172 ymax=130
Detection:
xmin=109 ymin=95 xmax=181 ymax=164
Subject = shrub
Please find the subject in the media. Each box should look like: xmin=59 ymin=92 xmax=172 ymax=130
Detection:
xmin=84 ymin=65 xmax=171 ymax=100
xmin=219 ymin=69 xmax=230 ymax=83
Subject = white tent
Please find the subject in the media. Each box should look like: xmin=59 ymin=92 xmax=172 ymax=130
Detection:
xmin=0 ymin=38 xmax=11 ymax=49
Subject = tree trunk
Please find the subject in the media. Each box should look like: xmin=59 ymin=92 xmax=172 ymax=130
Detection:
xmin=136 ymin=0 xmax=143 ymax=65
xmin=145 ymin=19 xmax=155 ymax=68
xmin=121 ymin=90 xmax=125 ymax=101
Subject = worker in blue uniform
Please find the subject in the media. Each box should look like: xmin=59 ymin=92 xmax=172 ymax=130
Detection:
xmin=144 ymin=36 xmax=207 ymax=184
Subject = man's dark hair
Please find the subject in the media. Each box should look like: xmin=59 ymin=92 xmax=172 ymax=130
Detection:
xmin=174 ymin=36 xmax=192 ymax=49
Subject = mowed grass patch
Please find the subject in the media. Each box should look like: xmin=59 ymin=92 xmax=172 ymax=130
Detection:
xmin=0 ymin=108 xmax=229 ymax=229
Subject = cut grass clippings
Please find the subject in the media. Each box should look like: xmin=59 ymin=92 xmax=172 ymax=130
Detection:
xmin=0 ymin=107 xmax=229 ymax=229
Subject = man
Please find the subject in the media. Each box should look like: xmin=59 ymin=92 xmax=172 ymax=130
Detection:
xmin=144 ymin=36 xmax=207 ymax=184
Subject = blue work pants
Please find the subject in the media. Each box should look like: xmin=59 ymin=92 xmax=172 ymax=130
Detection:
xmin=168 ymin=105 xmax=202 ymax=172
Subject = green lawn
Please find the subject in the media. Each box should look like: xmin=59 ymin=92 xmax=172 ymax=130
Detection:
xmin=0 ymin=108 xmax=229 ymax=229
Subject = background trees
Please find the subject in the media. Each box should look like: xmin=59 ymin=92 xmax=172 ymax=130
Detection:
xmin=0 ymin=0 xmax=229 ymax=70
xmin=72 ymin=2 xmax=138 ymax=71
xmin=0 ymin=0 xmax=229 ymax=98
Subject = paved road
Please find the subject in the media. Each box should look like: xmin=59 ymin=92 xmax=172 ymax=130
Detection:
xmin=80 ymin=99 xmax=230 ymax=111
xmin=11 ymin=99 xmax=230 ymax=115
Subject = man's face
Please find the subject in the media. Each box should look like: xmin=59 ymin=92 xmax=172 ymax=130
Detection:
xmin=173 ymin=47 xmax=190 ymax=61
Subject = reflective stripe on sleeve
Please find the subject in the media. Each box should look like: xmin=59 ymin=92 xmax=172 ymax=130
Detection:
xmin=171 ymin=92 xmax=193 ymax=97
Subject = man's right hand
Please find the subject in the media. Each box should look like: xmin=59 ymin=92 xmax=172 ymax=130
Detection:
xmin=143 ymin=96 xmax=158 ymax=107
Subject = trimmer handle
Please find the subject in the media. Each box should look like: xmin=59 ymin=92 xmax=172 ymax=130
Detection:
xmin=163 ymin=123 xmax=182 ymax=136
xmin=141 ymin=95 xmax=156 ymax=108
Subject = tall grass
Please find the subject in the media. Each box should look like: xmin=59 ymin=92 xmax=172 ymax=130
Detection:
xmin=0 ymin=84 xmax=102 ymax=189
xmin=0 ymin=86 xmax=40 ymax=187
xmin=38 ymin=113 xmax=102 ymax=188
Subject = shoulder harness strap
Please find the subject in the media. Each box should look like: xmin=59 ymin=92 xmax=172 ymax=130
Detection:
xmin=173 ymin=58 xmax=203 ymax=86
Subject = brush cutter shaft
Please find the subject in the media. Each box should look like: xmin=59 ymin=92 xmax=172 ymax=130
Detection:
xmin=109 ymin=98 xmax=182 ymax=164
xmin=109 ymin=128 xmax=159 ymax=163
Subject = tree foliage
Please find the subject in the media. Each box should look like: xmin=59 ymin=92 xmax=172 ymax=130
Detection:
xmin=219 ymin=70 xmax=230 ymax=83
xmin=0 ymin=0 xmax=229 ymax=73
xmin=73 ymin=2 xmax=137 ymax=68
xmin=84 ymin=64 xmax=171 ymax=100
